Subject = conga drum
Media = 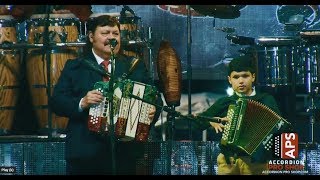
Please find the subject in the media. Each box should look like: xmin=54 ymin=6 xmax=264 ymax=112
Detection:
xmin=0 ymin=15 xmax=20 ymax=135
xmin=25 ymin=13 xmax=80 ymax=134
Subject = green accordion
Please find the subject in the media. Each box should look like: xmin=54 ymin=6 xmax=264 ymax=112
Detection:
xmin=221 ymin=98 xmax=292 ymax=161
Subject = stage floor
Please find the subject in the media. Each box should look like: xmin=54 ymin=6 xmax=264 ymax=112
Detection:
xmin=0 ymin=136 xmax=319 ymax=175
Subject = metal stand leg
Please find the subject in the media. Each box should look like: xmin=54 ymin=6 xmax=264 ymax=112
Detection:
xmin=166 ymin=105 xmax=176 ymax=175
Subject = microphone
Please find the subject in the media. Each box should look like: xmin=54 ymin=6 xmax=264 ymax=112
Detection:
xmin=105 ymin=38 xmax=118 ymax=48
xmin=109 ymin=38 xmax=118 ymax=47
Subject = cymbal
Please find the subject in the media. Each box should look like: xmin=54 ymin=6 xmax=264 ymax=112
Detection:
xmin=190 ymin=5 xmax=245 ymax=19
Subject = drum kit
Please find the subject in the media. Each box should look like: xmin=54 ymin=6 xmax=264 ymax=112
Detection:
xmin=0 ymin=5 xmax=149 ymax=136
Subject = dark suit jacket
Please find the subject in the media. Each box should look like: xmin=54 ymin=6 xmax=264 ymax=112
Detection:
xmin=49 ymin=51 xmax=161 ymax=159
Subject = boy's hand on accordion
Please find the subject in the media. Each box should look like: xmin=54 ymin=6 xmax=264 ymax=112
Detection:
xmin=209 ymin=117 xmax=229 ymax=133
xmin=80 ymin=90 xmax=105 ymax=109
xmin=216 ymin=117 xmax=230 ymax=123
xmin=209 ymin=122 xmax=225 ymax=133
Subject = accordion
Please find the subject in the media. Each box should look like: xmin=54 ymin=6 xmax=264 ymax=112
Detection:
xmin=221 ymin=98 xmax=292 ymax=161
xmin=87 ymin=79 xmax=158 ymax=142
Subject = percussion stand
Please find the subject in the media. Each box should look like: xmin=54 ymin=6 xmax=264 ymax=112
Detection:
xmin=165 ymin=105 xmax=176 ymax=175
xmin=109 ymin=43 xmax=117 ymax=175
xmin=305 ymin=53 xmax=318 ymax=146
xmin=43 ymin=5 xmax=53 ymax=139
xmin=163 ymin=15 xmax=187 ymax=170
xmin=303 ymin=57 xmax=318 ymax=173
xmin=186 ymin=5 xmax=193 ymax=140
xmin=147 ymin=27 xmax=154 ymax=81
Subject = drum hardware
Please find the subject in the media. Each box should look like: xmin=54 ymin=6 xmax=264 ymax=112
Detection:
xmin=0 ymin=42 xmax=86 ymax=49
xmin=257 ymin=36 xmax=301 ymax=46
xmin=208 ymin=57 xmax=232 ymax=69
xmin=300 ymin=30 xmax=320 ymax=45
xmin=214 ymin=27 xmax=235 ymax=34
xmin=30 ymin=27 xmax=70 ymax=44
xmin=190 ymin=5 xmax=245 ymax=19
xmin=255 ymin=36 xmax=303 ymax=86
xmin=226 ymin=34 xmax=255 ymax=46
xmin=147 ymin=26 xmax=154 ymax=80
xmin=121 ymin=39 xmax=147 ymax=46
xmin=300 ymin=30 xmax=320 ymax=36
xmin=305 ymin=57 xmax=319 ymax=145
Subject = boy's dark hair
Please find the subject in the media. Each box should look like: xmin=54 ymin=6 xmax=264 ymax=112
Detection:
xmin=228 ymin=54 xmax=256 ymax=75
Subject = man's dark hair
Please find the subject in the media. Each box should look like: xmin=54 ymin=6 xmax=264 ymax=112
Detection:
xmin=228 ymin=54 xmax=256 ymax=75
xmin=86 ymin=15 xmax=120 ymax=34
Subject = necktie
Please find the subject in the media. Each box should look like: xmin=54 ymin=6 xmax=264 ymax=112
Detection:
xmin=101 ymin=60 xmax=110 ymax=82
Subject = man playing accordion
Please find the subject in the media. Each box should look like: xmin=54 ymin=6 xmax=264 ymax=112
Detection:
xmin=50 ymin=15 xmax=162 ymax=175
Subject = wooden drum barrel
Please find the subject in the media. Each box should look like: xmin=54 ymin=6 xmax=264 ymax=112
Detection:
xmin=0 ymin=15 xmax=20 ymax=135
xmin=26 ymin=13 xmax=80 ymax=134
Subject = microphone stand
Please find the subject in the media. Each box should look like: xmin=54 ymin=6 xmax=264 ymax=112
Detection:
xmin=129 ymin=94 xmax=223 ymax=124
xmin=109 ymin=44 xmax=117 ymax=175
xmin=186 ymin=5 xmax=193 ymax=140
xmin=44 ymin=5 xmax=53 ymax=139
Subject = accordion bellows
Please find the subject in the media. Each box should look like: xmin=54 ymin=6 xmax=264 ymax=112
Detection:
xmin=157 ymin=40 xmax=182 ymax=106
xmin=221 ymin=98 xmax=292 ymax=161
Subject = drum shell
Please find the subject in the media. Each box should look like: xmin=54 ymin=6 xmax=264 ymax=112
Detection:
xmin=26 ymin=13 xmax=80 ymax=44
xmin=256 ymin=36 xmax=300 ymax=86
xmin=0 ymin=15 xmax=18 ymax=43
xmin=298 ymin=45 xmax=320 ymax=85
xmin=26 ymin=47 xmax=79 ymax=132
xmin=256 ymin=45 xmax=298 ymax=86
xmin=0 ymin=50 xmax=20 ymax=134
xmin=0 ymin=15 xmax=19 ymax=134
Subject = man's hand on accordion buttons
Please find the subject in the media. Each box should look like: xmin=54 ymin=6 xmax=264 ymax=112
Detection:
xmin=148 ymin=106 xmax=156 ymax=121
xmin=81 ymin=90 xmax=105 ymax=109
